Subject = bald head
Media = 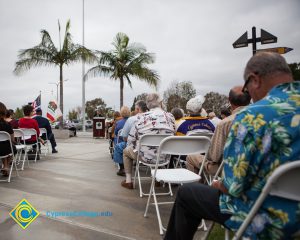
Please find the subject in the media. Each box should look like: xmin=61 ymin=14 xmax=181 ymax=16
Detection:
xmin=229 ymin=85 xmax=251 ymax=109
xmin=243 ymin=52 xmax=293 ymax=102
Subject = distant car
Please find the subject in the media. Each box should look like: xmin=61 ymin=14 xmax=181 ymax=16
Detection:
xmin=85 ymin=120 xmax=93 ymax=128
xmin=72 ymin=120 xmax=83 ymax=130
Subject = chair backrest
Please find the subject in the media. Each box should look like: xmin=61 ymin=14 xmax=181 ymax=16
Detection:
xmin=0 ymin=131 xmax=14 ymax=158
xmin=187 ymin=130 xmax=213 ymax=139
xmin=13 ymin=129 xmax=25 ymax=144
xmin=139 ymin=134 xmax=173 ymax=148
xmin=158 ymin=136 xmax=211 ymax=156
xmin=234 ymin=160 xmax=300 ymax=239
xmin=40 ymin=128 xmax=47 ymax=135
xmin=20 ymin=128 xmax=37 ymax=137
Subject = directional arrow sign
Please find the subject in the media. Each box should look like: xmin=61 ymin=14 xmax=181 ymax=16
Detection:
xmin=233 ymin=31 xmax=248 ymax=48
xmin=256 ymin=47 xmax=293 ymax=54
xmin=261 ymin=29 xmax=277 ymax=44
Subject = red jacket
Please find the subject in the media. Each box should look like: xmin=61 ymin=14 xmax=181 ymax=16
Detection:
xmin=18 ymin=118 xmax=40 ymax=142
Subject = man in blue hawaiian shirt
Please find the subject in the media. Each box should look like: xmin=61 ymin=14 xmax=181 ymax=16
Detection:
xmin=164 ymin=52 xmax=300 ymax=240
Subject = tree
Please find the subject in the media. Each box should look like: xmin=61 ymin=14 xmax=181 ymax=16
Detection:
xmin=202 ymin=92 xmax=229 ymax=117
xmin=163 ymin=81 xmax=196 ymax=112
xmin=85 ymin=98 xmax=107 ymax=119
xmin=85 ymin=32 xmax=159 ymax=108
xmin=131 ymin=93 xmax=147 ymax=111
xmin=68 ymin=109 xmax=78 ymax=121
xmin=14 ymin=107 xmax=24 ymax=119
xmin=14 ymin=20 xmax=96 ymax=128
xmin=289 ymin=62 xmax=300 ymax=81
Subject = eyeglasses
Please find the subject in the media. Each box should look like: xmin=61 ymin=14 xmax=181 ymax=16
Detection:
xmin=242 ymin=72 xmax=257 ymax=93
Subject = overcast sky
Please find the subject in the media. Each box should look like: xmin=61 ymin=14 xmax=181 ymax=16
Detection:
xmin=0 ymin=0 xmax=299 ymax=117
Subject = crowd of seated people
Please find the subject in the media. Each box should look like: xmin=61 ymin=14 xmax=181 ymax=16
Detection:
xmin=107 ymin=52 xmax=300 ymax=239
xmin=0 ymin=103 xmax=60 ymax=178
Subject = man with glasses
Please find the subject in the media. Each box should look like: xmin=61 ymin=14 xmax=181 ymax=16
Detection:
xmin=164 ymin=52 xmax=300 ymax=240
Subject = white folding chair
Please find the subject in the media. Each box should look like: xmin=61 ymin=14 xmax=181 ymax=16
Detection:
xmin=13 ymin=129 xmax=29 ymax=170
xmin=144 ymin=136 xmax=211 ymax=235
xmin=0 ymin=131 xmax=19 ymax=182
xmin=39 ymin=128 xmax=50 ymax=155
xmin=173 ymin=130 xmax=213 ymax=168
xmin=20 ymin=128 xmax=39 ymax=162
xmin=133 ymin=134 xmax=173 ymax=198
xmin=232 ymin=160 xmax=300 ymax=240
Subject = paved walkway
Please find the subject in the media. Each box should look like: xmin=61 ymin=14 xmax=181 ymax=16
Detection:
xmin=0 ymin=132 xmax=210 ymax=240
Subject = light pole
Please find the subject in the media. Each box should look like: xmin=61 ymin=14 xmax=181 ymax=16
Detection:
xmin=82 ymin=0 xmax=86 ymax=132
xmin=49 ymin=79 xmax=68 ymax=104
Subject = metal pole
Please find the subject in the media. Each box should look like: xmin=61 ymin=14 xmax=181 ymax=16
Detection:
xmin=56 ymin=83 xmax=59 ymax=103
xmin=252 ymin=26 xmax=256 ymax=56
xmin=82 ymin=0 xmax=86 ymax=132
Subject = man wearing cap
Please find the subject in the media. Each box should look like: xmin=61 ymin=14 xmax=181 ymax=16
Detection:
xmin=186 ymin=86 xmax=251 ymax=175
xmin=33 ymin=108 xmax=58 ymax=153
xmin=164 ymin=52 xmax=300 ymax=239
xmin=175 ymin=95 xmax=215 ymax=136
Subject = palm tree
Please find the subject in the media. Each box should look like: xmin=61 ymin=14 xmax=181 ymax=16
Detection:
xmin=85 ymin=32 xmax=159 ymax=108
xmin=14 ymin=20 xmax=96 ymax=127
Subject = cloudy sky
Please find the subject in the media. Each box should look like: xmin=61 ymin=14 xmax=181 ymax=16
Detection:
xmin=0 ymin=0 xmax=299 ymax=117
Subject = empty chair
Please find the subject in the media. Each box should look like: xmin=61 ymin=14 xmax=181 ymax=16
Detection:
xmin=144 ymin=136 xmax=211 ymax=235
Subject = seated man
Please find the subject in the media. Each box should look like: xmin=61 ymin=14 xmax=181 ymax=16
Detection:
xmin=175 ymin=95 xmax=215 ymax=136
xmin=121 ymin=93 xmax=175 ymax=189
xmin=113 ymin=100 xmax=148 ymax=176
xmin=164 ymin=52 xmax=300 ymax=239
xmin=186 ymin=86 xmax=251 ymax=175
xmin=33 ymin=108 xmax=58 ymax=153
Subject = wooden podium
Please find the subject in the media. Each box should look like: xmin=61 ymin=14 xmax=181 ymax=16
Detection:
xmin=93 ymin=117 xmax=105 ymax=138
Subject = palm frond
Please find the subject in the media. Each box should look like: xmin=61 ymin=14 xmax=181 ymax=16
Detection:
xmin=84 ymin=65 xmax=114 ymax=80
xmin=14 ymin=57 xmax=56 ymax=75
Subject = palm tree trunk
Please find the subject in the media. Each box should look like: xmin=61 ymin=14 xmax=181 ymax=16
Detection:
xmin=59 ymin=64 xmax=64 ymax=129
xmin=120 ymin=77 xmax=124 ymax=108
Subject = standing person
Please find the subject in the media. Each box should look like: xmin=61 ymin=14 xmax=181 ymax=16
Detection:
xmin=175 ymin=95 xmax=215 ymax=136
xmin=121 ymin=93 xmax=175 ymax=189
xmin=0 ymin=102 xmax=16 ymax=177
xmin=164 ymin=52 xmax=300 ymax=239
xmin=33 ymin=108 xmax=58 ymax=153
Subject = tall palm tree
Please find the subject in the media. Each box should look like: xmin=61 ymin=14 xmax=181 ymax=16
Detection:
xmin=14 ymin=20 xmax=96 ymax=127
xmin=85 ymin=32 xmax=159 ymax=108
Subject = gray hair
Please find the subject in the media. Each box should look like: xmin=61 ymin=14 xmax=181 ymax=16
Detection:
xmin=244 ymin=52 xmax=292 ymax=81
xmin=146 ymin=93 xmax=161 ymax=109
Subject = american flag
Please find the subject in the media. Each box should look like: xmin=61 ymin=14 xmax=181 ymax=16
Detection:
xmin=32 ymin=94 xmax=41 ymax=116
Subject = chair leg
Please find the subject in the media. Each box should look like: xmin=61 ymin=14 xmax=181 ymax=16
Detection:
xmin=225 ymin=229 xmax=230 ymax=240
xmin=144 ymin=178 xmax=155 ymax=217
xmin=152 ymin=185 xmax=164 ymax=235
xmin=133 ymin=160 xmax=139 ymax=189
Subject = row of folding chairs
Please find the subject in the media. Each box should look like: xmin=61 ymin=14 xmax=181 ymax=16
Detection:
xmin=129 ymin=133 xmax=300 ymax=238
xmin=0 ymin=128 xmax=50 ymax=183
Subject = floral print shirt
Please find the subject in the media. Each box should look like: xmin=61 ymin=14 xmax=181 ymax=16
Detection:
xmin=220 ymin=82 xmax=300 ymax=239
xmin=127 ymin=107 xmax=175 ymax=164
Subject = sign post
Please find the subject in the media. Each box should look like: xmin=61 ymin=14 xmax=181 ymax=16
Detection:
xmin=233 ymin=27 xmax=278 ymax=55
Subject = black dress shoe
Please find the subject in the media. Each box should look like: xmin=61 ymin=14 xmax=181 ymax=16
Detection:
xmin=116 ymin=169 xmax=125 ymax=176
xmin=52 ymin=149 xmax=58 ymax=153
